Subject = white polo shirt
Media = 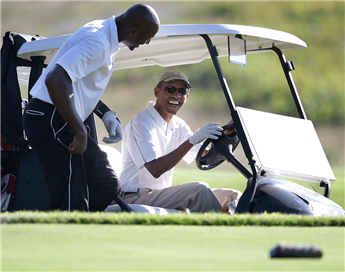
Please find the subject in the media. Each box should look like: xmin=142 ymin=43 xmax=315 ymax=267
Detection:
xmin=30 ymin=16 xmax=119 ymax=121
xmin=120 ymin=102 xmax=201 ymax=192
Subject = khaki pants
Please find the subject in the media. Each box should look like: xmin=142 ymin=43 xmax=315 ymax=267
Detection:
xmin=121 ymin=181 xmax=242 ymax=213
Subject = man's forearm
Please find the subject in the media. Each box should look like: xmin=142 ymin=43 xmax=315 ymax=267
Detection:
xmin=45 ymin=64 xmax=87 ymax=153
xmin=144 ymin=140 xmax=193 ymax=178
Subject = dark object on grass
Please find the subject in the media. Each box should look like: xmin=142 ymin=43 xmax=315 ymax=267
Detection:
xmin=270 ymin=243 xmax=322 ymax=258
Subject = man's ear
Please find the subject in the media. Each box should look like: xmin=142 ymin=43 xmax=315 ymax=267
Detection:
xmin=154 ymin=86 xmax=160 ymax=97
xmin=130 ymin=25 xmax=139 ymax=35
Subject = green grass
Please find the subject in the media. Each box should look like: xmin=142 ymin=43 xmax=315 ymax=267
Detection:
xmin=2 ymin=224 xmax=344 ymax=271
xmin=1 ymin=212 xmax=344 ymax=226
xmin=1 ymin=168 xmax=344 ymax=272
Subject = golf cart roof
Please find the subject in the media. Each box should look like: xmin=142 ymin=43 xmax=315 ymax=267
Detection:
xmin=16 ymin=24 xmax=307 ymax=70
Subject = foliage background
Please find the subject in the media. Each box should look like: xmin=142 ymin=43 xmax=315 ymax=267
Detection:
xmin=1 ymin=0 xmax=344 ymax=166
xmin=1 ymin=5 xmax=344 ymax=271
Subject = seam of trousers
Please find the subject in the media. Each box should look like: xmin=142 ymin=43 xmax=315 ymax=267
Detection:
xmin=50 ymin=108 xmax=73 ymax=211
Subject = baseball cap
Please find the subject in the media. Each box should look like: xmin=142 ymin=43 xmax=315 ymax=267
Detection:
xmin=157 ymin=70 xmax=192 ymax=89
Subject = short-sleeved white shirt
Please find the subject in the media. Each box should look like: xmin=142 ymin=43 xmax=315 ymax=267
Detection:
xmin=30 ymin=16 xmax=119 ymax=121
xmin=120 ymin=101 xmax=201 ymax=192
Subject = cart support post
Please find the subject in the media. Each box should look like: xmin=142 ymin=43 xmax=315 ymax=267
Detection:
xmin=200 ymin=35 xmax=236 ymax=114
xmin=28 ymin=56 xmax=46 ymax=100
xmin=200 ymin=34 xmax=258 ymax=213
xmin=271 ymin=46 xmax=307 ymax=119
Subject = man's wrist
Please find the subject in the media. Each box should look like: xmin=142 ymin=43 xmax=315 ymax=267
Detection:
xmin=95 ymin=104 xmax=111 ymax=119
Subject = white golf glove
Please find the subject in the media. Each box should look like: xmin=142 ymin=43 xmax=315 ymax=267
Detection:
xmin=102 ymin=111 xmax=123 ymax=144
xmin=188 ymin=122 xmax=223 ymax=145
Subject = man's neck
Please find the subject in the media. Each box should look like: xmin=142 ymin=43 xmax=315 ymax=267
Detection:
xmin=154 ymin=104 xmax=173 ymax=123
xmin=114 ymin=16 xmax=123 ymax=43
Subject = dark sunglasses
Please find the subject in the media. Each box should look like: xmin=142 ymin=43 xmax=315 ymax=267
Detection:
xmin=164 ymin=86 xmax=191 ymax=96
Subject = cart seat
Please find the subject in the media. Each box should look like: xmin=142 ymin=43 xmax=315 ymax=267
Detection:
xmin=105 ymin=204 xmax=181 ymax=214
xmin=99 ymin=145 xmax=181 ymax=214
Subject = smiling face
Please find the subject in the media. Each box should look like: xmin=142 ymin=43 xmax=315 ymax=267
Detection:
xmin=154 ymin=80 xmax=189 ymax=122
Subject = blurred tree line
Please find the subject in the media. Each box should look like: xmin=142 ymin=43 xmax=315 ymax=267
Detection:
xmin=2 ymin=1 xmax=343 ymax=165
xmin=2 ymin=1 xmax=344 ymax=125
xmin=111 ymin=1 xmax=344 ymax=125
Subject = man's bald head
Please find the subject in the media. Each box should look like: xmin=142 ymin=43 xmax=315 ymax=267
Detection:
xmin=124 ymin=4 xmax=160 ymax=25
xmin=116 ymin=4 xmax=160 ymax=51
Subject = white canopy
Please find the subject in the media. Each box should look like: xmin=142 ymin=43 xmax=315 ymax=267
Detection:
xmin=17 ymin=24 xmax=307 ymax=70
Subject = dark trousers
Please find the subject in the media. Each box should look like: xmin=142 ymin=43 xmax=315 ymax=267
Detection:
xmin=23 ymin=98 xmax=120 ymax=211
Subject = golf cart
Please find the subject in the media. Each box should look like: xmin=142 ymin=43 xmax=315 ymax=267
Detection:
xmin=1 ymin=24 xmax=344 ymax=216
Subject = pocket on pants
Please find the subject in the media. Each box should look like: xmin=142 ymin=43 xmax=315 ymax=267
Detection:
xmin=25 ymin=109 xmax=44 ymax=116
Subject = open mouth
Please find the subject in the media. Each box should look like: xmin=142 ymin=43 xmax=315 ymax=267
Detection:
xmin=168 ymin=100 xmax=180 ymax=107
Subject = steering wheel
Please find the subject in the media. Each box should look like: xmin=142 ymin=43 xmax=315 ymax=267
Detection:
xmin=196 ymin=123 xmax=240 ymax=170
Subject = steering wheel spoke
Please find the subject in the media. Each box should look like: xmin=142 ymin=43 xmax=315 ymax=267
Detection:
xmin=197 ymin=142 xmax=224 ymax=170
xmin=196 ymin=123 xmax=239 ymax=170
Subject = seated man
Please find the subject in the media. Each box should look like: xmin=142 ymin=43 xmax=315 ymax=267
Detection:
xmin=119 ymin=70 xmax=242 ymax=213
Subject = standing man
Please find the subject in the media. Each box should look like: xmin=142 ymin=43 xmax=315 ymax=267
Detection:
xmin=23 ymin=4 xmax=160 ymax=211
xmin=120 ymin=70 xmax=242 ymax=213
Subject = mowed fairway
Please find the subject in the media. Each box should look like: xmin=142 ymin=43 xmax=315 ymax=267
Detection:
xmin=2 ymin=224 xmax=344 ymax=271
xmin=2 ymin=168 xmax=344 ymax=271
